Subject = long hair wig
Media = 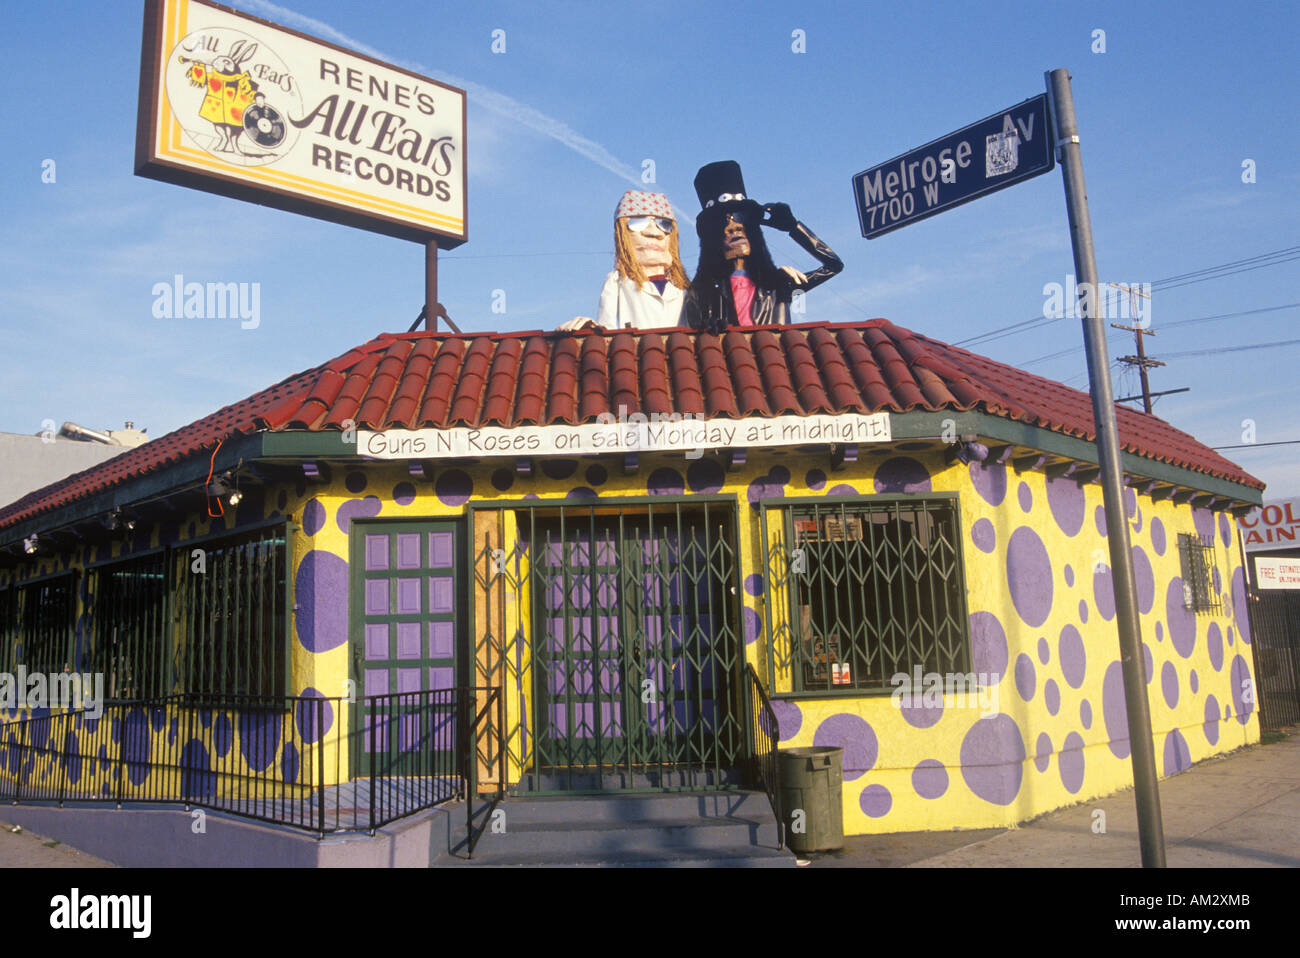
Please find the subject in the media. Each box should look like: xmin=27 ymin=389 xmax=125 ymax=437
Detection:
xmin=613 ymin=218 xmax=690 ymax=290
xmin=690 ymin=204 xmax=778 ymax=289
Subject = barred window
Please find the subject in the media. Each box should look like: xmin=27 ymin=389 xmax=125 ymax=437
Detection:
xmin=762 ymin=497 xmax=971 ymax=694
xmin=1178 ymin=532 xmax=1220 ymax=614
xmin=175 ymin=525 xmax=289 ymax=697
xmin=0 ymin=587 xmax=15 ymax=673
xmin=90 ymin=551 xmax=170 ymax=699
xmin=15 ymin=574 xmax=77 ymax=675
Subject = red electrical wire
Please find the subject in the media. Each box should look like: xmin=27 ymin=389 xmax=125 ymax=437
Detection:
xmin=205 ymin=438 xmax=225 ymax=519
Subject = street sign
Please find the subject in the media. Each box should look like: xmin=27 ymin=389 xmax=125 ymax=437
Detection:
xmin=852 ymin=94 xmax=1054 ymax=239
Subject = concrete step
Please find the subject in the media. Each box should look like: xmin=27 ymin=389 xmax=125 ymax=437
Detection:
xmin=487 ymin=816 xmax=780 ymax=854
xmin=490 ymin=789 xmax=771 ymax=826
xmin=453 ymin=844 xmax=795 ymax=868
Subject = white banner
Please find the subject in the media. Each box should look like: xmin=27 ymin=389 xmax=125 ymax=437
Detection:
xmin=1255 ymin=556 xmax=1300 ymax=589
xmin=358 ymin=413 xmax=892 ymax=460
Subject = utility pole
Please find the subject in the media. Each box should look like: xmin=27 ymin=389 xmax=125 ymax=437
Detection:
xmin=1110 ymin=283 xmax=1161 ymax=413
xmin=1046 ymin=68 xmax=1167 ymax=868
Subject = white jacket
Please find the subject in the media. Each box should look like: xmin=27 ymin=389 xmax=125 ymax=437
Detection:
xmin=595 ymin=271 xmax=686 ymax=330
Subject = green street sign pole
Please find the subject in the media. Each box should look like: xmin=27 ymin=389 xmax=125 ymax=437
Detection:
xmin=1045 ymin=67 xmax=1167 ymax=868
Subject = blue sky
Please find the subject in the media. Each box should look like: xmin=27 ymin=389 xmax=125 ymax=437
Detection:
xmin=2 ymin=0 xmax=1296 ymax=496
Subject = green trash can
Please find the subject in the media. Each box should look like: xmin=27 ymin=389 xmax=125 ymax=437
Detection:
xmin=777 ymin=746 xmax=845 ymax=852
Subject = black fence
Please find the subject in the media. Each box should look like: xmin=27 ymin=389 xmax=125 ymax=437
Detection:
xmin=0 ymin=687 xmax=502 ymax=838
xmin=1246 ymin=591 xmax=1300 ymax=731
xmin=745 ymin=663 xmax=783 ymax=849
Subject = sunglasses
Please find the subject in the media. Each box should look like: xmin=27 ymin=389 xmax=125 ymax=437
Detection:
xmin=625 ymin=216 xmax=675 ymax=233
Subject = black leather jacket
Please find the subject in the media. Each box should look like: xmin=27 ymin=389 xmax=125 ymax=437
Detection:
xmin=683 ymin=219 xmax=843 ymax=333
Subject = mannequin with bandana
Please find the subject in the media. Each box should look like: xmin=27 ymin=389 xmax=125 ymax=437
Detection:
xmin=561 ymin=191 xmax=691 ymax=331
xmin=683 ymin=161 xmax=842 ymax=333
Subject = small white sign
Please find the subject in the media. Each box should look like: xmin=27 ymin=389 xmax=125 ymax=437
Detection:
xmin=1255 ymin=556 xmax=1300 ymax=589
xmin=358 ymin=413 xmax=891 ymax=460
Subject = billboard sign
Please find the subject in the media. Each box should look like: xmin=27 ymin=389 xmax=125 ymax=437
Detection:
xmin=136 ymin=0 xmax=467 ymax=246
xmin=1239 ymin=497 xmax=1300 ymax=552
xmin=852 ymin=94 xmax=1053 ymax=239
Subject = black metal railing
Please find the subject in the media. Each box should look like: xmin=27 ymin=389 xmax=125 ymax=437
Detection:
xmin=0 ymin=686 xmax=501 ymax=839
xmin=463 ymin=686 xmax=505 ymax=858
xmin=745 ymin=663 xmax=783 ymax=849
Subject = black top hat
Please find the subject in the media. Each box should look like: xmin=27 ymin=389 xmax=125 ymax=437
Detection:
xmin=693 ymin=161 xmax=759 ymax=212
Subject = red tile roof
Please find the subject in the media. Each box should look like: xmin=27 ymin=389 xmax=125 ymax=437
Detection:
xmin=0 ymin=319 xmax=1263 ymax=532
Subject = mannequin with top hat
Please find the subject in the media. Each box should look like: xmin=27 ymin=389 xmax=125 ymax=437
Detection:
xmin=683 ymin=160 xmax=842 ymax=334
xmin=561 ymin=191 xmax=691 ymax=331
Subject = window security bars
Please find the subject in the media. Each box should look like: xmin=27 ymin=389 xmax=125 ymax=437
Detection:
xmin=91 ymin=551 xmax=170 ymax=699
xmin=761 ymin=497 xmax=971 ymax=694
xmin=15 ymin=574 xmax=77 ymax=676
xmin=0 ymin=588 xmax=16 ymax=674
xmin=1178 ymin=533 xmax=1221 ymax=614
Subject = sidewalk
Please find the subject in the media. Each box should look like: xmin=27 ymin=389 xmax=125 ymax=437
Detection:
xmin=807 ymin=727 xmax=1300 ymax=868
xmin=0 ymin=822 xmax=114 ymax=868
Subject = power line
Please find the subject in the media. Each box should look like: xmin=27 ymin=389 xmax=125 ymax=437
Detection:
xmin=1159 ymin=337 xmax=1300 ymax=359
xmin=1213 ymin=440 xmax=1300 ymax=450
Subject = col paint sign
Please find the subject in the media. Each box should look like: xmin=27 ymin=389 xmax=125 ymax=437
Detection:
xmin=136 ymin=0 xmax=467 ymax=246
xmin=852 ymin=94 xmax=1053 ymax=239
xmin=1240 ymin=497 xmax=1300 ymax=552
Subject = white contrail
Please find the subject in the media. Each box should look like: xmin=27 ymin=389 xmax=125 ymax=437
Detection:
xmin=239 ymin=1 xmax=645 ymax=188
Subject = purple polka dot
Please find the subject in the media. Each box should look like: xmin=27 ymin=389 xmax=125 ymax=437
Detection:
xmin=827 ymin=483 xmax=856 ymax=497
xmin=295 ymin=551 xmax=349 ymax=653
xmin=1103 ymin=661 xmax=1131 ymax=758
xmin=747 ymin=469 xmax=790 ymax=505
xmin=1017 ymin=482 xmax=1032 ymax=512
xmin=686 ymin=458 xmax=723 ymax=494
xmin=1059 ymin=731 xmax=1085 ymax=793
xmin=1155 ymin=620 xmax=1163 ymax=641
xmin=1006 ymin=528 xmax=1053 ymax=628
xmin=1034 ymin=732 xmax=1052 ymax=773
xmin=1037 ymin=637 xmax=1050 ymax=665
xmin=960 ymin=714 xmax=1026 ymax=805
xmin=584 ymin=464 xmax=608 ymax=487
xmin=1132 ymin=546 xmax=1155 ymax=614
xmin=1232 ymin=568 xmax=1251 ymax=645
xmin=874 ymin=457 xmax=931 ymax=493
xmin=1132 ymin=506 xmax=1143 ymax=533
xmin=1161 ymin=661 xmax=1179 ymax=708
xmin=540 ymin=459 xmax=578 ymax=481
xmin=1044 ymin=679 xmax=1060 ymax=715
xmin=770 ymin=699 xmax=802 ymax=739
xmin=899 ymin=686 xmax=944 ymax=729
xmin=345 ymin=471 xmax=366 ymax=494
xmin=566 ymin=486 xmax=598 ymax=499
xmin=392 ymin=482 xmax=416 ymax=506
xmin=1212 ymin=565 xmax=1222 ymax=596
xmin=1123 ymin=487 xmax=1137 ymax=518
xmin=647 ymin=467 xmax=685 ymax=496
xmin=281 ymin=742 xmax=300 ymax=783
xmin=1079 ymin=600 xmax=1088 ymax=623
xmin=1162 ymin=729 xmax=1192 ymax=776
xmin=859 ymin=784 xmax=892 ymax=818
xmin=743 ymin=607 xmax=760 ymax=646
xmin=1014 ymin=654 xmax=1036 ymax=701
xmin=969 ymin=611 xmax=1008 ymax=677
xmin=1080 ymin=699 xmax=1093 ymax=728
xmin=1046 ymin=476 xmax=1086 ymax=537
xmin=435 ymin=470 xmax=473 ymax=506
xmin=1207 ymin=622 xmax=1223 ymax=672
xmin=912 ymin=760 xmax=948 ymax=799
xmin=295 ymin=689 xmax=334 ymax=743
xmin=1230 ymin=655 xmax=1253 ymax=724
xmin=277 ymin=489 xmax=288 ymax=510
xmin=1144 ymin=644 xmax=1154 ymax=684
xmin=814 ymin=714 xmax=878 ymax=781
xmin=1150 ymin=517 xmax=1166 ymax=556
xmin=1064 ymin=564 xmax=1074 ymax=587
xmin=491 ymin=468 xmax=514 ymax=492
xmin=1093 ymin=566 xmax=1115 ymax=621
xmin=1059 ymin=625 xmax=1087 ymax=689
xmin=1190 ymin=670 xmax=1199 ymax=693
xmin=805 ymin=468 xmax=826 ymax=491
xmin=1166 ymin=579 xmax=1197 ymax=657
xmin=302 ymin=498 xmax=326 ymax=536
xmin=1218 ymin=512 xmax=1231 ymax=549
xmin=238 ymin=710 xmax=280 ymax=773
xmin=1094 ymin=505 xmax=1108 ymax=538
xmin=971 ymin=518 xmax=996 ymax=553
xmin=1227 ymin=626 xmax=1234 ymax=646
xmin=969 ymin=460 xmax=1007 ymax=506
xmin=744 ymin=574 xmax=764 ymax=597
xmin=1192 ymin=507 xmax=1214 ymax=543
xmin=336 ymin=495 xmax=382 ymax=532
xmin=1203 ymin=696 xmax=1220 ymax=745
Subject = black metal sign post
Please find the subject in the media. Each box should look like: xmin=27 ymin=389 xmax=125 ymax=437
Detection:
xmin=1045 ymin=67 xmax=1167 ymax=868
xmin=426 ymin=241 xmax=439 ymax=332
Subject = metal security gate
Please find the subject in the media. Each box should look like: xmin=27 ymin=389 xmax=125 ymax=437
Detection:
xmin=470 ymin=498 xmax=747 ymax=792
xmin=1246 ymin=589 xmax=1300 ymax=731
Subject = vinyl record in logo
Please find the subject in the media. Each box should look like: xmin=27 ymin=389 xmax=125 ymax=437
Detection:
xmin=244 ymin=101 xmax=287 ymax=149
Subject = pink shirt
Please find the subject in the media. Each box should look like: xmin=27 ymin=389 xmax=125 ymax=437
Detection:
xmin=729 ymin=272 xmax=757 ymax=326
